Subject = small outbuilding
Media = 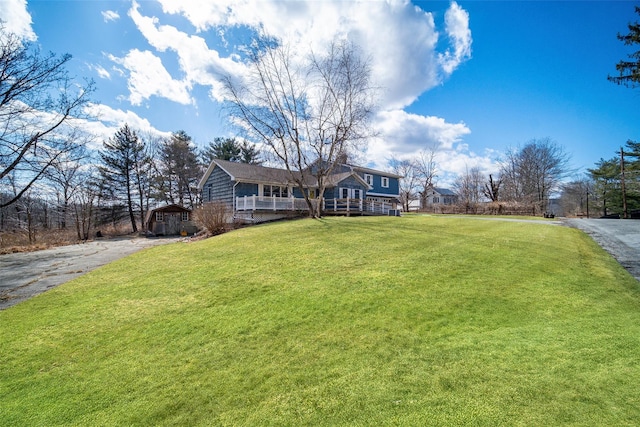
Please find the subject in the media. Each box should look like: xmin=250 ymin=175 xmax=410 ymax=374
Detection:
xmin=145 ymin=204 xmax=198 ymax=236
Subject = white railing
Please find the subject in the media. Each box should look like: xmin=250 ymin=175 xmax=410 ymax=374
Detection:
xmin=235 ymin=195 xmax=312 ymax=212
xmin=324 ymin=198 xmax=392 ymax=215
xmin=235 ymin=196 xmax=393 ymax=215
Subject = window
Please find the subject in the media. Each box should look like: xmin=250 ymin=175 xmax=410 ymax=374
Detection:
xmin=340 ymin=188 xmax=362 ymax=199
xmin=381 ymin=177 xmax=389 ymax=188
xmin=364 ymin=174 xmax=373 ymax=185
xmin=181 ymin=212 xmax=189 ymax=221
xmin=155 ymin=211 xmax=164 ymax=222
xmin=264 ymin=185 xmax=288 ymax=197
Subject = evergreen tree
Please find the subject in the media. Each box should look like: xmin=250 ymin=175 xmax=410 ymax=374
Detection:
xmin=202 ymin=137 xmax=261 ymax=165
xmin=98 ymin=124 xmax=150 ymax=232
xmin=155 ymin=131 xmax=201 ymax=208
xmin=588 ymin=157 xmax=621 ymax=217
xmin=608 ymin=6 xmax=640 ymax=88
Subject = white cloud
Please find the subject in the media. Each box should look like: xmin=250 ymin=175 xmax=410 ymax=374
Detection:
xmin=101 ymin=10 xmax=120 ymax=22
xmin=363 ymin=109 xmax=500 ymax=184
xmin=366 ymin=109 xmax=471 ymax=168
xmin=126 ymin=0 xmax=246 ymax=102
xmin=375 ymin=109 xmax=471 ymax=152
xmin=108 ymin=49 xmax=193 ymax=106
xmin=88 ymin=64 xmax=111 ymax=80
xmin=0 ymin=0 xmax=36 ymax=40
xmin=110 ymin=0 xmax=480 ymax=179
xmin=151 ymin=0 xmax=469 ymax=109
xmin=82 ymin=103 xmax=171 ymax=148
xmin=438 ymin=1 xmax=473 ymax=75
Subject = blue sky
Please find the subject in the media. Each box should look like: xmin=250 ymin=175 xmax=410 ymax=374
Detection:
xmin=3 ymin=0 xmax=639 ymax=185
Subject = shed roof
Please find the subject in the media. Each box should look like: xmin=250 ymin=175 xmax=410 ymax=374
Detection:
xmin=144 ymin=204 xmax=191 ymax=226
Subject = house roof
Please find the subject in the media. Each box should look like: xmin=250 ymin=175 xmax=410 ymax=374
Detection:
xmin=350 ymin=165 xmax=403 ymax=179
xmin=433 ymin=187 xmax=457 ymax=196
xmin=198 ymin=159 xmax=371 ymax=190
xmin=198 ymin=159 xmax=305 ymax=189
xmin=324 ymin=171 xmax=370 ymax=188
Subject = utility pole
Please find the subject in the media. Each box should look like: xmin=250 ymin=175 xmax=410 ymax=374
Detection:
xmin=586 ymin=190 xmax=589 ymax=218
xmin=620 ymin=147 xmax=628 ymax=219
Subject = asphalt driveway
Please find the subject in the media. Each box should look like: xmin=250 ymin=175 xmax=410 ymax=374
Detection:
xmin=565 ymin=218 xmax=640 ymax=282
xmin=0 ymin=236 xmax=180 ymax=310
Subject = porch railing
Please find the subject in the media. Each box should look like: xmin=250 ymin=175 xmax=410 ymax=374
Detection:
xmin=235 ymin=195 xmax=393 ymax=215
xmin=235 ymin=195 xmax=312 ymax=212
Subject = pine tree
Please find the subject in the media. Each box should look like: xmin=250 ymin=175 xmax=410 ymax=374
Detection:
xmin=608 ymin=6 xmax=640 ymax=88
xmin=99 ymin=124 xmax=150 ymax=232
xmin=155 ymin=131 xmax=201 ymax=208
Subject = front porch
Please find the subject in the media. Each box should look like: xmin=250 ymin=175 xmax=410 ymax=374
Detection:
xmin=234 ymin=195 xmax=396 ymax=216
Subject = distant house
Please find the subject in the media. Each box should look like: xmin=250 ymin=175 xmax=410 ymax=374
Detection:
xmin=145 ymin=204 xmax=197 ymax=236
xmin=197 ymin=159 xmax=401 ymax=223
xmin=421 ymin=186 xmax=458 ymax=210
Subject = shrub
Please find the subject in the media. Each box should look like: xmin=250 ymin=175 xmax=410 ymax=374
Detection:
xmin=193 ymin=201 xmax=230 ymax=236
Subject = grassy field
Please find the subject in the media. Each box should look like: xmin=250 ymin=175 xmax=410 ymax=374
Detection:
xmin=2 ymin=215 xmax=640 ymax=426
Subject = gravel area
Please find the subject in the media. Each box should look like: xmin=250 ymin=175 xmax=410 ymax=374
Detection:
xmin=0 ymin=236 xmax=181 ymax=310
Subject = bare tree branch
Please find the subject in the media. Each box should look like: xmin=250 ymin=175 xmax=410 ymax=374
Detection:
xmin=223 ymin=36 xmax=377 ymax=217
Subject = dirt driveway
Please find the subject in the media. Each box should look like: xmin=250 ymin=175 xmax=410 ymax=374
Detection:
xmin=565 ymin=218 xmax=640 ymax=282
xmin=0 ymin=236 xmax=181 ymax=310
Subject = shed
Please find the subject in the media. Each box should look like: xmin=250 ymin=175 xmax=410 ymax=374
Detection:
xmin=145 ymin=204 xmax=197 ymax=236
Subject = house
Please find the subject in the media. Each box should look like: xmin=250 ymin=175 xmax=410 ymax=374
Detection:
xmin=145 ymin=204 xmax=198 ymax=236
xmin=421 ymin=186 xmax=458 ymax=210
xmin=197 ymin=159 xmax=401 ymax=223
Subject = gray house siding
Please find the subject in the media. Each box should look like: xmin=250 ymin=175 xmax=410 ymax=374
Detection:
xmin=330 ymin=176 xmax=366 ymax=199
xmin=202 ymin=167 xmax=233 ymax=207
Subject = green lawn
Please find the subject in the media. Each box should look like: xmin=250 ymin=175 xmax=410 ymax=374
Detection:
xmin=2 ymin=216 xmax=640 ymax=426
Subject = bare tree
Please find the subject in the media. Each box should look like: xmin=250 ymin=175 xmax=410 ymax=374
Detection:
xmin=390 ymin=157 xmax=419 ymax=211
xmin=44 ymin=143 xmax=91 ymax=229
xmin=0 ymin=29 xmax=94 ymax=208
xmin=453 ymin=165 xmax=484 ymax=213
xmin=483 ymin=174 xmax=502 ymax=202
xmin=224 ymin=37 xmax=376 ymax=217
xmin=500 ymin=138 xmax=571 ymax=214
xmin=415 ymin=148 xmax=438 ymax=209
xmin=72 ymin=172 xmax=99 ymax=240
xmin=560 ymin=178 xmax=593 ymax=217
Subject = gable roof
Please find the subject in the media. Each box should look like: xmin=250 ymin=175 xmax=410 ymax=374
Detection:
xmin=350 ymin=165 xmax=403 ymax=179
xmin=144 ymin=204 xmax=191 ymax=225
xmin=432 ymin=187 xmax=457 ymax=196
xmin=198 ymin=159 xmax=371 ymax=190
xmin=198 ymin=159 xmax=299 ymax=189
xmin=325 ymin=171 xmax=371 ymax=188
